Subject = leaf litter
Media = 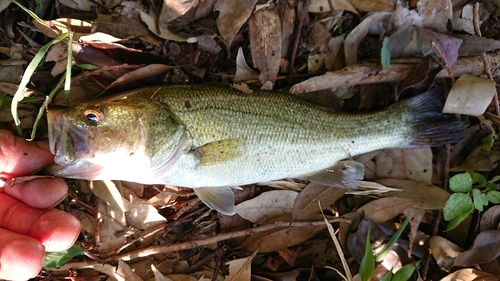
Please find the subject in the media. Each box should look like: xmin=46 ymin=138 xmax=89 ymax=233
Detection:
xmin=3 ymin=0 xmax=500 ymax=280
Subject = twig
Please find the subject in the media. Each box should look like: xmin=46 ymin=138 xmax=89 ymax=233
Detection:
xmin=289 ymin=0 xmax=310 ymax=73
xmin=102 ymin=218 xmax=348 ymax=263
xmin=473 ymin=2 xmax=500 ymax=116
xmin=430 ymin=42 xmax=455 ymax=83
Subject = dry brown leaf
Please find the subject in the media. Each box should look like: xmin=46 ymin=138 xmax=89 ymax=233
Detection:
xmin=215 ymin=0 xmax=258 ymax=47
xmin=279 ymin=0 xmax=296 ymax=58
xmin=376 ymin=179 xmax=450 ymax=210
xmin=104 ymin=64 xmax=174 ymax=91
xmin=356 ymin=197 xmax=424 ymax=224
xmin=480 ymin=206 xmax=500 ymax=232
xmin=440 ymin=268 xmax=498 ymax=281
xmin=371 ymin=148 xmax=433 ymax=183
xmin=224 ymin=249 xmax=258 ymax=281
xmin=291 ymin=182 xmax=346 ymax=221
xmin=234 ymin=47 xmax=259 ymax=83
xmin=90 ymin=180 xmax=135 ymax=212
xmin=454 ymin=230 xmax=500 ymax=267
xmin=430 ymin=236 xmax=463 ymax=271
xmin=308 ymin=0 xmax=357 ymax=14
xmin=395 ymin=0 xmax=453 ymax=33
xmin=234 ymin=190 xmax=297 ymax=224
xmin=242 ymin=225 xmax=325 ymax=253
xmin=248 ymin=5 xmax=282 ymax=89
xmin=347 ymin=0 xmax=394 ymax=11
xmin=443 ymin=74 xmax=496 ymax=116
xmin=344 ymin=11 xmax=392 ymax=65
xmin=160 ymin=0 xmax=199 ymax=23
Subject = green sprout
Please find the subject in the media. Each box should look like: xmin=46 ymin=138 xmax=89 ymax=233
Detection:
xmin=443 ymin=171 xmax=500 ymax=231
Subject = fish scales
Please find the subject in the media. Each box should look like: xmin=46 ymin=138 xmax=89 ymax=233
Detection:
xmin=46 ymin=84 xmax=467 ymax=214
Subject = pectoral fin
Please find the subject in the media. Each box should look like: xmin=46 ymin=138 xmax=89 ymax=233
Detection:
xmin=194 ymin=139 xmax=246 ymax=166
xmin=193 ymin=186 xmax=236 ymax=215
xmin=305 ymin=160 xmax=365 ymax=189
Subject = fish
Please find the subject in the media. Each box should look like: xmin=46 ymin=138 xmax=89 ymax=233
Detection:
xmin=46 ymin=84 xmax=467 ymax=215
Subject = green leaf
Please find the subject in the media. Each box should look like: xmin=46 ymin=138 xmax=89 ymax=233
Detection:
xmin=443 ymin=193 xmax=473 ymax=221
xmin=473 ymin=188 xmax=484 ymax=211
xmin=359 ymin=227 xmax=375 ymax=281
xmin=477 ymin=173 xmax=487 ymax=186
xmin=487 ymin=183 xmax=498 ymax=191
xmin=449 ymin=173 xmax=473 ymax=193
xmin=487 ymin=175 xmax=500 ymax=184
xmin=43 ymin=246 xmax=85 ymax=268
xmin=447 ymin=205 xmax=473 ymax=231
xmin=392 ymin=261 xmax=420 ymax=281
xmin=487 ymin=190 xmax=500 ymax=204
xmin=375 ymin=217 xmax=409 ymax=262
xmin=10 ymin=32 xmax=69 ymax=136
xmin=380 ymin=270 xmax=393 ymax=281
xmin=381 ymin=36 xmax=391 ymax=70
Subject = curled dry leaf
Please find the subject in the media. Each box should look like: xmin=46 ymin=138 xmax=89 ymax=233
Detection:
xmin=344 ymin=11 xmax=392 ymax=65
xmin=224 ymin=249 xmax=258 ymax=281
xmin=234 ymin=190 xmax=298 ymax=224
xmin=480 ymin=205 xmax=500 ymax=232
xmin=429 ymin=236 xmax=463 ymax=271
xmin=439 ymin=268 xmax=498 ymax=281
xmin=376 ymin=179 xmax=450 ymax=210
xmin=454 ymin=230 xmax=500 ymax=267
xmin=89 ymin=180 xmax=135 ymax=212
xmin=234 ymin=47 xmax=259 ymax=83
xmin=104 ymin=64 xmax=174 ymax=91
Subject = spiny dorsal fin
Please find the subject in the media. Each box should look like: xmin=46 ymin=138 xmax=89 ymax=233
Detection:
xmin=194 ymin=139 xmax=246 ymax=166
xmin=193 ymin=186 xmax=236 ymax=215
xmin=304 ymin=160 xmax=365 ymax=189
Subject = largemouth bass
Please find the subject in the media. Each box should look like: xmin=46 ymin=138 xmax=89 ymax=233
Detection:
xmin=47 ymin=84 xmax=466 ymax=214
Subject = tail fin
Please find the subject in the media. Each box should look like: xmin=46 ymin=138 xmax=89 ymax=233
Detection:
xmin=393 ymin=88 xmax=468 ymax=148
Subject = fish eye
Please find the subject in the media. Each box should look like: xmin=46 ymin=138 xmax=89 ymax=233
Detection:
xmin=83 ymin=108 xmax=104 ymax=125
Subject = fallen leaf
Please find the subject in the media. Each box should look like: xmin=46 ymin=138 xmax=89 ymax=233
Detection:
xmin=234 ymin=190 xmax=298 ymax=224
xmin=215 ymin=0 xmax=257 ymax=47
xmin=160 ymin=0 xmax=199 ymax=23
xmin=371 ymin=148 xmax=433 ymax=183
xmin=242 ymin=225 xmax=325 ymax=253
xmin=347 ymin=0 xmax=394 ymax=12
xmin=234 ymin=47 xmax=259 ymax=83
xmin=344 ymin=11 xmax=392 ymax=65
xmin=248 ymin=5 xmax=282 ymax=89
xmin=376 ymin=179 xmax=450 ymax=210
xmin=430 ymin=236 xmax=463 ymax=271
xmin=104 ymin=64 xmax=174 ymax=91
xmin=225 ymin=249 xmax=258 ymax=281
xmin=90 ymin=180 xmax=135 ymax=212
xmin=443 ymin=74 xmax=496 ymax=116
xmin=356 ymin=197 xmax=424 ymax=224
xmin=291 ymin=182 xmax=346 ymax=221
xmin=440 ymin=268 xmax=498 ymax=281
xmin=480 ymin=205 xmax=500 ymax=232
xmin=416 ymin=26 xmax=463 ymax=66
xmin=454 ymin=230 xmax=500 ymax=266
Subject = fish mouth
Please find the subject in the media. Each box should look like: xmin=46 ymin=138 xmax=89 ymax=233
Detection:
xmin=47 ymin=110 xmax=92 ymax=165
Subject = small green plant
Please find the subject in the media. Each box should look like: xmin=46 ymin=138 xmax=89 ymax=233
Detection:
xmin=443 ymin=171 xmax=500 ymax=231
xmin=359 ymin=217 xmax=420 ymax=281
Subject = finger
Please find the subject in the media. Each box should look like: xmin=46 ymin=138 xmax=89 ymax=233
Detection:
xmin=0 ymin=193 xmax=81 ymax=252
xmin=0 ymin=228 xmax=44 ymax=281
xmin=0 ymin=130 xmax=54 ymax=178
xmin=3 ymin=177 xmax=68 ymax=209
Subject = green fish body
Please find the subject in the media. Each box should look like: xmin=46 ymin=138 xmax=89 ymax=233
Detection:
xmin=47 ymin=84 xmax=466 ymax=214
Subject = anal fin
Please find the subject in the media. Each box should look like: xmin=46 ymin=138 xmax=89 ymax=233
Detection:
xmin=193 ymin=186 xmax=236 ymax=215
xmin=304 ymin=160 xmax=365 ymax=189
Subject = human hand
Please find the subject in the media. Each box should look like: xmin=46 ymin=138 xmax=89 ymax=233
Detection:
xmin=0 ymin=130 xmax=81 ymax=280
